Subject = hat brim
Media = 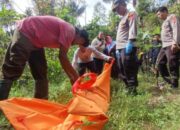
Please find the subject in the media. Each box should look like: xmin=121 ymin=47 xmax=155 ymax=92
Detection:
xmin=112 ymin=4 xmax=119 ymax=12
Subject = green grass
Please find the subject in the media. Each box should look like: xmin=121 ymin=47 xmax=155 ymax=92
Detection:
xmin=104 ymin=73 xmax=180 ymax=130
xmin=1 ymin=72 xmax=180 ymax=130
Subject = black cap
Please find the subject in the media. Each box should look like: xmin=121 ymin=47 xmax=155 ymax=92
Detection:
xmin=112 ymin=0 xmax=126 ymax=12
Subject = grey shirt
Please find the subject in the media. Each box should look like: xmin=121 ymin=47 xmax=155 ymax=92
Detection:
xmin=116 ymin=11 xmax=137 ymax=49
xmin=161 ymin=14 xmax=180 ymax=48
xmin=91 ymin=37 xmax=106 ymax=58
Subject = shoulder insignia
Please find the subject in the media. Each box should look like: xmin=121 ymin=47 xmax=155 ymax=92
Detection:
xmin=128 ymin=12 xmax=135 ymax=20
xmin=171 ymin=15 xmax=177 ymax=24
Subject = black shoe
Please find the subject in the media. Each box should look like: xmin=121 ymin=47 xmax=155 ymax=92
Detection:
xmin=171 ymin=79 xmax=178 ymax=89
xmin=127 ymin=87 xmax=138 ymax=96
xmin=0 ymin=79 xmax=13 ymax=100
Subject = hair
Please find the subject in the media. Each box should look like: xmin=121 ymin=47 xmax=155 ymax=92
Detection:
xmin=156 ymin=6 xmax=168 ymax=13
xmin=153 ymin=34 xmax=160 ymax=37
xmin=75 ymin=27 xmax=89 ymax=47
xmin=78 ymin=29 xmax=90 ymax=47
xmin=114 ymin=0 xmax=126 ymax=6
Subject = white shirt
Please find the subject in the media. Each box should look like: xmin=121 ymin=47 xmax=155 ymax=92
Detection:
xmin=72 ymin=46 xmax=110 ymax=69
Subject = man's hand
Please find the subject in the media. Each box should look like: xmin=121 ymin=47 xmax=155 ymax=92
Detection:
xmin=106 ymin=57 xmax=115 ymax=63
xmin=59 ymin=46 xmax=79 ymax=85
xmin=171 ymin=44 xmax=179 ymax=53
xmin=125 ymin=40 xmax=134 ymax=55
xmin=70 ymin=75 xmax=78 ymax=85
xmin=98 ymin=41 xmax=104 ymax=47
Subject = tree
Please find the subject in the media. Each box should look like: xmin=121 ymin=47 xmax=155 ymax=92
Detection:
xmin=67 ymin=0 xmax=86 ymax=17
xmin=32 ymin=0 xmax=53 ymax=15
xmin=93 ymin=2 xmax=107 ymax=25
xmin=106 ymin=12 xmax=120 ymax=39
xmin=102 ymin=0 xmax=113 ymax=3
xmin=0 ymin=5 xmax=22 ymax=36
xmin=31 ymin=0 xmax=86 ymax=25
xmin=24 ymin=7 xmax=33 ymax=17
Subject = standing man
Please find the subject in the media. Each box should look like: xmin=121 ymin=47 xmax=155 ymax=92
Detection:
xmin=156 ymin=6 xmax=180 ymax=88
xmin=0 ymin=16 xmax=89 ymax=100
xmin=149 ymin=34 xmax=161 ymax=68
xmin=112 ymin=0 xmax=139 ymax=94
xmin=91 ymin=32 xmax=106 ymax=74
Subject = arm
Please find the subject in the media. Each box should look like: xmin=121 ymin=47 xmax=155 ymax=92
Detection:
xmin=91 ymin=38 xmax=104 ymax=50
xmin=125 ymin=12 xmax=137 ymax=54
xmin=170 ymin=15 xmax=180 ymax=45
xmin=72 ymin=49 xmax=79 ymax=70
xmin=109 ymin=42 xmax=116 ymax=55
xmin=170 ymin=15 xmax=180 ymax=52
xmin=91 ymin=47 xmax=110 ymax=61
xmin=59 ymin=45 xmax=79 ymax=84
xmin=128 ymin=12 xmax=137 ymax=41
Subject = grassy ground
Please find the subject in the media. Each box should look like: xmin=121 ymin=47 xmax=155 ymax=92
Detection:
xmin=1 ymin=72 xmax=180 ymax=130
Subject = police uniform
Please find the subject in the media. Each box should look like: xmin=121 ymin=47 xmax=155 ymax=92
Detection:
xmin=91 ymin=37 xmax=106 ymax=74
xmin=116 ymin=11 xmax=139 ymax=91
xmin=157 ymin=14 xmax=180 ymax=88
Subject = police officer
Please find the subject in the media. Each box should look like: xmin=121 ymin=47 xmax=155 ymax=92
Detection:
xmin=91 ymin=32 xmax=106 ymax=74
xmin=112 ymin=0 xmax=139 ymax=94
xmin=149 ymin=34 xmax=161 ymax=67
xmin=156 ymin=6 xmax=180 ymax=88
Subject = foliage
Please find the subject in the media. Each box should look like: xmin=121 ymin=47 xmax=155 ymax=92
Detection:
xmin=0 ymin=5 xmax=22 ymax=25
xmin=55 ymin=7 xmax=77 ymax=24
xmin=169 ymin=3 xmax=180 ymax=17
xmin=24 ymin=7 xmax=33 ymax=16
xmin=103 ymin=75 xmax=180 ymax=130
xmin=93 ymin=2 xmax=108 ymax=25
xmin=66 ymin=0 xmax=86 ymax=17
xmin=84 ymin=17 xmax=103 ymax=40
xmin=1 ymin=1 xmax=180 ymax=130
xmin=45 ymin=46 xmax=76 ymax=82
xmin=31 ymin=0 xmax=86 ymax=25
xmin=0 ymin=28 xmax=9 ymax=46
xmin=1 ymin=72 xmax=180 ymax=130
xmin=32 ymin=0 xmax=55 ymax=15
xmin=84 ymin=9 xmax=119 ymax=41
xmin=136 ymin=0 xmax=156 ymax=17
xmin=106 ymin=12 xmax=120 ymax=39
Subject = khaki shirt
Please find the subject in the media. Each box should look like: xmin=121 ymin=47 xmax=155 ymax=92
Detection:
xmin=161 ymin=14 xmax=180 ymax=48
xmin=91 ymin=37 xmax=105 ymax=58
xmin=116 ymin=11 xmax=137 ymax=49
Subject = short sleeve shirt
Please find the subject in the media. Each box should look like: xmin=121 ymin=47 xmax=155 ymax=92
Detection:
xmin=17 ymin=16 xmax=75 ymax=49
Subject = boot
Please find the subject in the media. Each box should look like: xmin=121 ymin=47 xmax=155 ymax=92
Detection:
xmin=0 ymin=79 xmax=13 ymax=100
xmin=163 ymin=76 xmax=172 ymax=85
xmin=126 ymin=86 xmax=138 ymax=96
xmin=127 ymin=86 xmax=138 ymax=96
xmin=171 ymin=78 xmax=178 ymax=88
xmin=34 ymin=80 xmax=48 ymax=99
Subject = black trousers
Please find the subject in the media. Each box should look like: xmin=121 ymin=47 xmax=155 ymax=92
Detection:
xmin=117 ymin=47 xmax=139 ymax=88
xmin=93 ymin=58 xmax=104 ymax=74
xmin=157 ymin=46 xmax=179 ymax=88
xmin=78 ymin=61 xmax=96 ymax=76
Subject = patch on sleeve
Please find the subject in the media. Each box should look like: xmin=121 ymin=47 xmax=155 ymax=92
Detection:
xmin=128 ymin=12 xmax=135 ymax=21
xmin=171 ymin=15 xmax=177 ymax=24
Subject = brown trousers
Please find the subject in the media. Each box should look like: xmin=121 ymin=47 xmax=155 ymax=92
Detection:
xmin=1 ymin=29 xmax=48 ymax=99
xmin=156 ymin=46 xmax=179 ymax=88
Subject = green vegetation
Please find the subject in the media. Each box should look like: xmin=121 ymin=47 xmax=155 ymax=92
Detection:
xmin=1 ymin=71 xmax=180 ymax=130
